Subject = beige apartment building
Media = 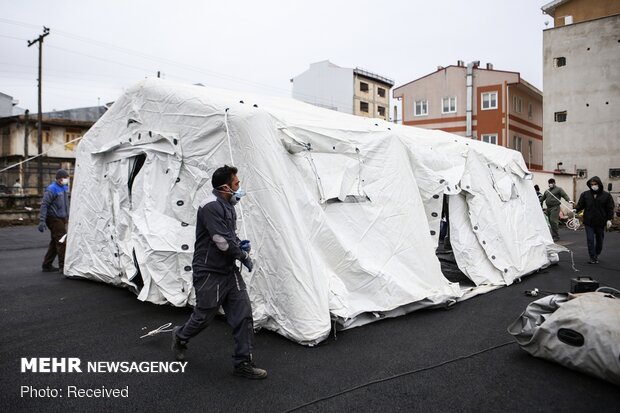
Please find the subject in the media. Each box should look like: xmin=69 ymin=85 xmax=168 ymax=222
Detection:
xmin=393 ymin=61 xmax=544 ymax=170
xmin=291 ymin=60 xmax=394 ymax=121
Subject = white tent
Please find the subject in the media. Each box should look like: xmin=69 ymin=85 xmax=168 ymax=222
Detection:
xmin=65 ymin=79 xmax=559 ymax=345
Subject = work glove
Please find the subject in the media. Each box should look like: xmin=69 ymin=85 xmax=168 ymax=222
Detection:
xmin=240 ymin=252 xmax=254 ymax=272
xmin=38 ymin=222 xmax=46 ymax=232
xmin=607 ymin=220 xmax=612 ymax=229
xmin=240 ymin=239 xmax=251 ymax=253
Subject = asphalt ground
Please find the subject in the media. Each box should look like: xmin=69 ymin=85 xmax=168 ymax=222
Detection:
xmin=0 ymin=225 xmax=618 ymax=412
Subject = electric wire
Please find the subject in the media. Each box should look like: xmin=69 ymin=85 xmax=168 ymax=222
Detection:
xmin=1 ymin=18 xmax=365 ymax=113
xmin=282 ymin=341 xmax=516 ymax=413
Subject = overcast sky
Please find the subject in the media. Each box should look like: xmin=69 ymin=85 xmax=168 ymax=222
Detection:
xmin=1 ymin=0 xmax=550 ymax=112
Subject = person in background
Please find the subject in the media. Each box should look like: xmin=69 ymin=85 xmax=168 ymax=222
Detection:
xmin=540 ymin=178 xmax=571 ymax=242
xmin=534 ymin=184 xmax=543 ymax=204
xmin=13 ymin=178 xmax=23 ymax=195
xmin=574 ymin=176 xmax=615 ymax=264
xmin=171 ymin=165 xmax=267 ymax=379
xmin=38 ymin=169 xmax=70 ymax=273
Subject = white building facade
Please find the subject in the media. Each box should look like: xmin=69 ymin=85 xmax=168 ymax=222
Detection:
xmin=291 ymin=60 xmax=393 ymax=121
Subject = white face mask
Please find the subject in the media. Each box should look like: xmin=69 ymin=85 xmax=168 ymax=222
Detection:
xmin=591 ymin=185 xmax=599 ymax=191
xmin=61 ymin=178 xmax=69 ymax=186
xmin=549 ymin=184 xmax=555 ymax=189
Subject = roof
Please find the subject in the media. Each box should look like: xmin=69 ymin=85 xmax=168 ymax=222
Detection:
xmin=393 ymin=65 xmax=521 ymax=96
xmin=541 ymin=0 xmax=571 ymax=16
xmin=5 ymin=106 xmax=107 ymax=124
xmin=353 ymin=67 xmax=395 ymax=87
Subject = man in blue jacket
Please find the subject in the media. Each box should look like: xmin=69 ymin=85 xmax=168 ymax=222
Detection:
xmin=38 ymin=169 xmax=70 ymax=272
xmin=172 ymin=165 xmax=267 ymax=379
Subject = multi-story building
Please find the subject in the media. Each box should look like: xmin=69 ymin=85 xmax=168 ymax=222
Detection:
xmin=542 ymin=0 xmax=620 ymax=186
xmin=291 ymin=60 xmax=394 ymax=121
xmin=0 ymin=106 xmax=106 ymax=194
xmin=393 ymin=61 xmax=544 ymax=170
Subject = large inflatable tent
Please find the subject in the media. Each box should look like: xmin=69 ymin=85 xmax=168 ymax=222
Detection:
xmin=66 ymin=79 xmax=559 ymax=345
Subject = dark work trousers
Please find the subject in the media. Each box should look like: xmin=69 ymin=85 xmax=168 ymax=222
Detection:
xmin=585 ymin=225 xmax=605 ymax=259
xmin=546 ymin=205 xmax=561 ymax=240
xmin=42 ymin=216 xmax=67 ymax=270
xmin=177 ymin=269 xmax=255 ymax=366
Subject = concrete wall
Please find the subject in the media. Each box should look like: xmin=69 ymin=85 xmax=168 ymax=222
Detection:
xmin=543 ymin=14 xmax=620 ymax=190
xmin=6 ymin=122 xmax=82 ymax=158
xmin=291 ymin=61 xmax=354 ymax=114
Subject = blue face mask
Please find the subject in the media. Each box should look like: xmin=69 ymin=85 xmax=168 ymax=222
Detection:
xmin=219 ymin=186 xmax=246 ymax=205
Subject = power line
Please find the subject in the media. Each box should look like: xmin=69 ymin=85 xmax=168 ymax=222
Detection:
xmin=1 ymin=17 xmax=382 ymax=114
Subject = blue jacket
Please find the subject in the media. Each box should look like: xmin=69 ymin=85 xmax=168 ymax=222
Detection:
xmin=39 ymin=182 xmax=70 ymax=222
xmin=191 ymin=190 xmax=247 ymax=276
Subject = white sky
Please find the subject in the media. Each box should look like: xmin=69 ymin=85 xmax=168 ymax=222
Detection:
xmin=0 ymin=0 xmax=550 ymax=112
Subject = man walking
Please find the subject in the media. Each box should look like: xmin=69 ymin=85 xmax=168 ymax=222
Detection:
xmin=540 ymin=178 xmax=571 ymax=242
xmin=172 ymin=165 xmax=267 ymax=379
xmin=574 ymin=176 xmax=615 ymax=264
xmin=38 ymin=169 xmax=70 ymax=273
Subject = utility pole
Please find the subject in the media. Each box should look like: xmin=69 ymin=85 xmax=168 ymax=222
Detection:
xmin=23 ymin=109 xmax=30 ymax=194
xmin=28 ymin=26 xmax=50 ymax=195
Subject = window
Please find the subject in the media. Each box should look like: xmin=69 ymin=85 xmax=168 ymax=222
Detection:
xmin=610 ymin=168 xmax=620 ymax=179
xmin=481 ymin=92 xmax=498 ymax=110
xmin=42 ymin=129 xmax=52 ymax=144
xmin=513 ymin=136 xmax=522 ymax=152
xmin=554 ymin=57 xmax=566 ymax=67
xmin=528 ymin=140 xmax=533 ymax=159
xmin=360 ymin=82 xmax=369 ymax=92
xmin=377 ymin=106 xmax=386 ymax=117
xmin=512 ymin=96 xmax=522 ymax=113
xmin=414 ymin=100 xmax=428 ymax=116
xmin=528 ymin=102 xmax=533 ymax=119
xmin=554 ymin=111 xmax=567 ymax=122
xmin=360 ymin=101 xmax=369 ymax=113
xmin=65 ymin=132 xmax=82 ymax=143
xmin=377 ymin=87 xmax=386 ymax=98
xmin=481 ymin=134 xmax=497 ymax=144
xmin=442 ymin=96 xmax=457 ymax=113
xmin=1 ymin=127 xmax=9 ymax=155
xmin=576 ymin=169 xmax=588 ymax=179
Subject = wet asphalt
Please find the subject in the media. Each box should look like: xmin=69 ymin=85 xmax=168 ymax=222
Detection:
xmin=0 ymin=225 xmax=618 ymax=412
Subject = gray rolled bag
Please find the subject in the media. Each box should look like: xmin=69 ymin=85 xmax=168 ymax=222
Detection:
xmin=508 ymin=292 xmax=620 ymax=385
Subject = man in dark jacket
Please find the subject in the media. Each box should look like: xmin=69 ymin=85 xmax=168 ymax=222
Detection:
xmin=540 ymin=178 xmax=571 ymax=241
xmin=172 ymin=165 xmax=267 ymax=379
xmin=38 ymin=169 xmax=70 ymax=272
xmin=574 ymin=176 xmax=615 ymax=264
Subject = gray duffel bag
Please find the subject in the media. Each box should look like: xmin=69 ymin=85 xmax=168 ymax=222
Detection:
xmin=508 ymin=292 xmax=620 ymax=385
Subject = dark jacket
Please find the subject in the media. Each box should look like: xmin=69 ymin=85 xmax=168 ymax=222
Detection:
xmin=192 ymin=190 xmax=247 ymax=276
xmin=575 ymin=176 xmax=615 ymax=227
xmin=39 ymin=182 xmax=70 ymax=222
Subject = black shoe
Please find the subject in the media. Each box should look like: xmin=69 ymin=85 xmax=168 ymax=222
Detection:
xmin=588 ymin=258 xmax=597 ymax=264
xmin=42 ymin=266 xmax=59 ymax=272
xmin=171 ymin=326 xmax=188 ymax=361
xmin=233 ymin=361 xmax=267 ymax=379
